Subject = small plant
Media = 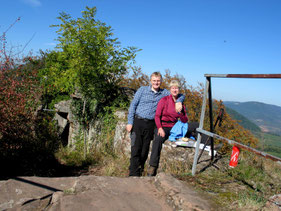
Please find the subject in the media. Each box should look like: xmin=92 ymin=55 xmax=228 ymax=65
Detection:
xmin=64 ymin=188 xmax=75 ymax=195
xmin=237 ymin=192 xmax=266 ymax=210
xmin=55 ymin=134 xmax=95 ymax=167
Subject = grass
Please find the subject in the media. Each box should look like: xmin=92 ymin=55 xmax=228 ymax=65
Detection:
xmin=158 ymin=149 xmax=281 ymax=210
xmin=236 ymin=192 xmax=267 ymax=210
xmin=255 ymin=132 xmax=281 ymax=158
xmin=52 ymin=124 xmax=281 ymax=210
xmin=55 ymin=125 xmax=131 ymax=177
xmin=54 ymin=136 xmax=281 ymax=210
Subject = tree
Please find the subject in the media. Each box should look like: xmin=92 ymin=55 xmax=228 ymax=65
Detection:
xmin=40 ymin=7 xmax=139 ymax=107
xmin=120 ymin=66 xmax=150 ymax=90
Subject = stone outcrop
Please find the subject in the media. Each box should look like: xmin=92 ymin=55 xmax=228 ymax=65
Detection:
xmin=1 ymin=107 xmax=216 ymax=210
xmin=0 ymin=173 xmax=214 ymax=211
xmin=52 ymin=101 xmax=217 ymax=175
xmin=52 ymin=101 xmax=131 ymax=153
xmin=263 ymin=194 xmax=281 ymax=211
xmin=0 ymin=176 xmax=76 ymax=210
xmin=113 ymin=110 xmax=216 ymax=174
xmin=53 ymin=100 xmax=72 ymax=146
xmin=52 ymin=87 xmax=136 ymax=150
xmin=53 ymin=100 xmax=102 ymax=149
xmin=113 ymin=110 xmax=131 ymax=155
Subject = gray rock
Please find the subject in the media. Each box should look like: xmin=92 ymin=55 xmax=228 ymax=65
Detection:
xmin=0 ymin=174 xmax=214 ymax=211
xmin=52 ymin=100 xmax=102 ymax=150
xmin=0 ymin=176 xmax=76 ymax=210
xmin=263 ymin=194 xmax=281 ymax=211
xmin=113 ymin=111 xmax=131 ymax=155
xmin=54 ymin=100 xmax=72 ymax=114
xmin=112 ymin=110 xmax=214 ymax=174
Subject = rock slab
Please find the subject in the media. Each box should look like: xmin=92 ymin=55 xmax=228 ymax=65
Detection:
xmin=0 ymin=173 xmax=213 ymax=211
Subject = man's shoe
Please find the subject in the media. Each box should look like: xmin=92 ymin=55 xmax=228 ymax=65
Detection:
xmin=147 ymin=166 xmax=157 ymax=177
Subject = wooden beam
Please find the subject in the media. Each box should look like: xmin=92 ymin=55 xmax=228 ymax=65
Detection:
xmin=204 ymin=74 xmax=281 ymax=78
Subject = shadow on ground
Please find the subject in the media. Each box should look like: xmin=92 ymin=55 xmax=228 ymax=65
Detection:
xmin=0 ymin=145 xmax=88 ymax=180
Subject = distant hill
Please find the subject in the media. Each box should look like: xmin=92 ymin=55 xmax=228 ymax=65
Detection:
xmin=225 ymin=107 xmax=261 ymax=132
xmin=224 ymin=101 xmax=281 ymax=136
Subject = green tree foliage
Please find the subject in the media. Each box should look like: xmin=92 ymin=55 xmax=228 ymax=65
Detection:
xmin=40 ymin=7 xmax=139 ymax=107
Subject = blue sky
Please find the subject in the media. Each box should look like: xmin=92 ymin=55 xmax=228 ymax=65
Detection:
xmin=1 ymin=0 xmax=281 ymax=106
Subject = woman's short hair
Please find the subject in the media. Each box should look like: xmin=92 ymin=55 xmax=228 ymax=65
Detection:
xmin=169 ymin=80 xmax=180 ymax=88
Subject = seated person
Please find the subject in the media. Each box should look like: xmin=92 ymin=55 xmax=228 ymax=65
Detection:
xmin=185 ymin=122 xmax=223 ymax=150
xmin=185 ymin=122 xmax=208 ymax=144
xmin=147 ymin=80 xmax=188 ymax=176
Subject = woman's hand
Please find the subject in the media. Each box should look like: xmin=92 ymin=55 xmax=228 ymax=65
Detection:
xmin=126 ymin=124 xmax=132 ymax=132
xmin=175 ymin=102 xmax=183 ymax=113
xmin=158 ymin=128 xmax=165 ymax=137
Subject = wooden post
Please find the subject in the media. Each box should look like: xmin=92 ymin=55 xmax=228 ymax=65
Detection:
xmin=207 ymin=77 xmax=215 ymax=160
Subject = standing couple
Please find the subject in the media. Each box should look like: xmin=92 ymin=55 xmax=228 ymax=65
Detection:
xmin=126 ymin=72 xmax=188 ymax=177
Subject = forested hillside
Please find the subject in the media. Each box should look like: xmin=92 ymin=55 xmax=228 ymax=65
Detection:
xmin=225 ymin=106 xmax=261 ymax=132
xmin=224 ymin=102 xmax=281 ymax=158
xmin=224 ymin=101 xmax=281 ymax=135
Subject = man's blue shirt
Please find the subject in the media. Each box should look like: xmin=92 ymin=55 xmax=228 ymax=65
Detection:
xmin=127 ymin=86 xmax=185 ymax=125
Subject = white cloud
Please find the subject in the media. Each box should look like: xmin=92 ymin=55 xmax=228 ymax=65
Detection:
xmin=22 ymin=0 xmax=42 ymax=7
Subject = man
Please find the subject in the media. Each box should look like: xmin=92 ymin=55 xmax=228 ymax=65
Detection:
xmin=126 ymin=72 xmax=185 ymax=176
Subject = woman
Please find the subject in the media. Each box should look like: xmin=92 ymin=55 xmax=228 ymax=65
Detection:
xmin=147 ymin=80 xmax=188 ymax=176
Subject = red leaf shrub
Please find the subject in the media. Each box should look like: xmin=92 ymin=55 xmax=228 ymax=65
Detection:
xmin=0 ymin=33 xmax=42 ymax=141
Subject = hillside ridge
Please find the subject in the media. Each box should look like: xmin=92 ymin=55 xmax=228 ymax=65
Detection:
xmin=224 ymin=101 xmax=281 ymax=135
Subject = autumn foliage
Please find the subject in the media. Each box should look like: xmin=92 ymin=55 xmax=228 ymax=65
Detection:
xmin=0 ymin=30 xmax=42 ymax=141
xmin=0 ymin=11 xmax=258 ymax=178
xmin=0 ymin=28 xmax=64 ymax=177
xmin=121 ymin=69 xmax=258 ymax=152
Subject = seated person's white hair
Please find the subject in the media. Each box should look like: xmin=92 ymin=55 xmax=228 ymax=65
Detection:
xmin=169 ymin=80 xmax=180 ymax=88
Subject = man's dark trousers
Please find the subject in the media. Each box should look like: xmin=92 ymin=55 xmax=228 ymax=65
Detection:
xmin=129 ymin=117 xmax=155 ymax=176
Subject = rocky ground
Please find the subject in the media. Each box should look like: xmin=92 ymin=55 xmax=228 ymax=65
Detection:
xmin=1 ymin=110 xmax=280 ymax=210
xmin=0 ymin=173 xmax=215 ymax=211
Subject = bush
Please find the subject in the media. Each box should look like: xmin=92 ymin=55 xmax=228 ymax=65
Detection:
xmin=0 ymin=20 xmax=63 ymax=178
